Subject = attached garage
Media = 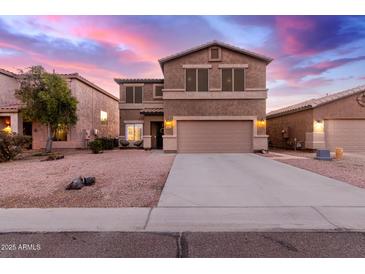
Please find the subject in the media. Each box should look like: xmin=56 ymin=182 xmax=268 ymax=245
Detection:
xmin=177 ymin=120 xmax=253 ymax=153
xmin=325 ymin=119 xmax=365 ymax=152
xmin=267 ymin=85 xmax=365 ymax=152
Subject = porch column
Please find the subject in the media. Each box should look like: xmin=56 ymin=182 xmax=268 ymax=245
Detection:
xmin=9 ymin=113 xmax=20 ymax=134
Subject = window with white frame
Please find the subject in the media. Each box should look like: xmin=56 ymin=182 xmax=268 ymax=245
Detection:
xmin=125 ymin=86 xmax=143 ymax=103
xmin=186 ymin=68 xmax=208 ymax=92
xmin=125 ymin=124 xmax=143 ymax=141
xmin=153 ymin=84 xmax=163 ymax=98
xmin=100 ymin=110 xmax=108 ymax=125
xmin=221 ymin=68 xmax=245 ymax=91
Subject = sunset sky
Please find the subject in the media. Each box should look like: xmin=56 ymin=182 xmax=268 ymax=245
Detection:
xmin=0 ymin=15 xmax=364 ymax=111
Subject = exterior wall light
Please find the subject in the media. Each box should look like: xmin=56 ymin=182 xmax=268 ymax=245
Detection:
xmin=256 ymin=119 xmax=266 ymax=128
xmin=164 ymin=120 xmax=174 ymax=129
xmin=313 ymin=120 xmax=324 ymax=133
xmin=2 ymin=125 xmax=12 ymax=134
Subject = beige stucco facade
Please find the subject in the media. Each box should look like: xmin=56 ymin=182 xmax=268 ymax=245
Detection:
xmin=0 ymin=69 xmax=119 ymax=150
xmin=116 ymin=41 xmax=272 ymax=152
xmin=267 ymin=89 xmax=365 ymax=151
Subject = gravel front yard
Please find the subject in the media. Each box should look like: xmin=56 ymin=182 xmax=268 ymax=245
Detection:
xmin=264 ymin=149 xmax=365 ymax=188
xmin=0 ymin=150 xmax=175 ymax=208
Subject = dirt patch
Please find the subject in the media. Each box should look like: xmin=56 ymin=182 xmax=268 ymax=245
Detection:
xmin=0 ymin=150 xmax=175 ymax=207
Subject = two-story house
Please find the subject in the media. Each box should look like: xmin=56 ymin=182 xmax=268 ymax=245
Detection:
xmin=115 ymin=41 xmax=273 ymax=153
xmin=0 ymin=68 xmax=120 ymax=150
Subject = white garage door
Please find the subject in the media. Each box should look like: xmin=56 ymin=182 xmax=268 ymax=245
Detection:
xmin=325 ymin=119 xmax=365 ymax=152
xmin=177 ymin=120 xmax=253 ymax=153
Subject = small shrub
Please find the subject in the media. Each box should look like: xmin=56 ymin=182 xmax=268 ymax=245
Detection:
xmin=89 ymin=139 xmax=103 ymax=154
xmin=98 ymin=137 xmax=116 ymax=150
xmin=0 ymin=132 xmax=32 ymax=162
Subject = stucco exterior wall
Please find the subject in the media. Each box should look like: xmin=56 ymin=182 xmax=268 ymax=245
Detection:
xmin=313 ymin=93 xmax=365 ymax=119
xmin=267 ymin=93 xmax=365 ymax=149
xmin=267 ymin=109 xmax=314 ymax=148
xmin=119 ymin=109 xmax=144 ymax=136
xmin=163 ymin=47 xmax=267 ymax=90
xmin=33 ymin=78 xmax=119 ymax=149
xmin=164 ymin=99 xmax=266 ymax=135
xmin=119 ymin=83 xmax=164 ymax=103
xmin=0 ymin=73 xmax=19 ymax=106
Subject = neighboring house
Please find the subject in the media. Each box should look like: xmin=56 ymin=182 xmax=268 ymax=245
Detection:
xmin=267 ymin=85 xmax=365 ymax=152
xmin=115 ymin=41 xmax=273 ymax=153
xmin=0 ymin=68 xmax=119 ymax=149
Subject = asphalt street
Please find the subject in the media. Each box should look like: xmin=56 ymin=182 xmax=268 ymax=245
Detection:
xmin=1 ymin=232 xmax=365 ymax=258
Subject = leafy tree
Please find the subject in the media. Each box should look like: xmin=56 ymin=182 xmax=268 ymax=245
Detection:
xmin=15 ymin=66 xmax=78 ymax=153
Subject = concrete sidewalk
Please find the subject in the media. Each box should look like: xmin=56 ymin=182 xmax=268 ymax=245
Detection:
xmin=1 ymin=206 xmax=365 ymax=232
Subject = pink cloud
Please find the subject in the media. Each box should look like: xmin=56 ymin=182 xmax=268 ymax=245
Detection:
xmin=275 ymin=17 xmax=317 ymax=56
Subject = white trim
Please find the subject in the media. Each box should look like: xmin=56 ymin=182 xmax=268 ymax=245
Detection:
xmin=153 ymin=83 xmax=164 ymax=99
xmin=162 ymin=88 xmax=184 ymax=92
xmin=123 ymin=83 xmax=144 ymax=87
xmin=125 ymin=123 xmax=143 ymax=142
xmin=182 ymin=64 xmax=212 ymax=69
xmin=218 ymin=64 xmax=249 ymax=68
xmin=123 ymin=120 xmax=144 ymax=124
xmin=163 ymin=90 xmax=267 ymax=100
xmin=120 ymin=103 xmax=163 ymax=109
xmin=171 ymin=115 xmax=259 ymax=142
xmin=245 ymin=88 xmax=268 ymax=91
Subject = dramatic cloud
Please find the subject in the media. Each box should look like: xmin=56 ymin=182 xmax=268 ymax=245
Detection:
xmin=0 ymin=16 xmax=364 ymax=110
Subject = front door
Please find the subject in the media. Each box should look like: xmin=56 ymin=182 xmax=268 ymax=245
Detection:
xmin=151 ymin=122 xmax=163 ymax=149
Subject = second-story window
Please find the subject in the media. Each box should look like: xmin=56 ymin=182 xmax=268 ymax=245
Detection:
xmin=186 ymin=68 xmax=208 ymax=92
xmin=222 ymin=68 xmax=245 ymax=91
xmin=153 ymin=84 xmax=163 ymax=98
xmin=126 ymin=86 xmax=143 ymax=103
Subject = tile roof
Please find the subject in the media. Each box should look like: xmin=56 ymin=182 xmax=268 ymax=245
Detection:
xmin=140 ymin=108 xmax=164 ymax=115
xmin=158 ymin=40 xmax=273 ymax=69
xmin=0 ymin=104 xmax=22 ymax=113
xmin=114 ymin=78 xmax=164 ymax=84
xmin=267 ymin=85 xmax=365 ymax=118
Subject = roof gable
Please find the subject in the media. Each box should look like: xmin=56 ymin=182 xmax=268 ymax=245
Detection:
xmin=158 ymin=40 xmax=273 ymax=70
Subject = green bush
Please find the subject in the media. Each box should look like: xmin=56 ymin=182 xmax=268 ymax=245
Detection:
xmin=97 ymin=137 xmax=118 ymax=150
xmin=88 ymin=139 xmax=103 ymax=154
xmin=0 ymin=132 xmax=32 ymax=162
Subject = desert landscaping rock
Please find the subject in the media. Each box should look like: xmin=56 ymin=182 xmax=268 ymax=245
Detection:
xmin=0 ymin=150 xmax=175 ymax=207
xmin=266 ymin=149 xmax=365 ymax=188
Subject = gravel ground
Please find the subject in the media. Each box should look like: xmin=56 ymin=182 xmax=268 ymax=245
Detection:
xmin=0 ymin=150 xmax=175 ymax=208
xmin=263 ymin=149 xmax=365 ymax=188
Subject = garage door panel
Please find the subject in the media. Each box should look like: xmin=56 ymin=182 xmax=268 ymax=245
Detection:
xmin=177 ymin=120 xmax=253 ymax=153
xmin=325 ymin=120 xmax=365 ymax=152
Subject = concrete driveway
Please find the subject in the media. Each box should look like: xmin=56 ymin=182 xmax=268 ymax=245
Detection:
xmin=158 ymin=153 xmax=365 ymax=207
xmin=148 ymin=153 xmax=365 ymax=231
